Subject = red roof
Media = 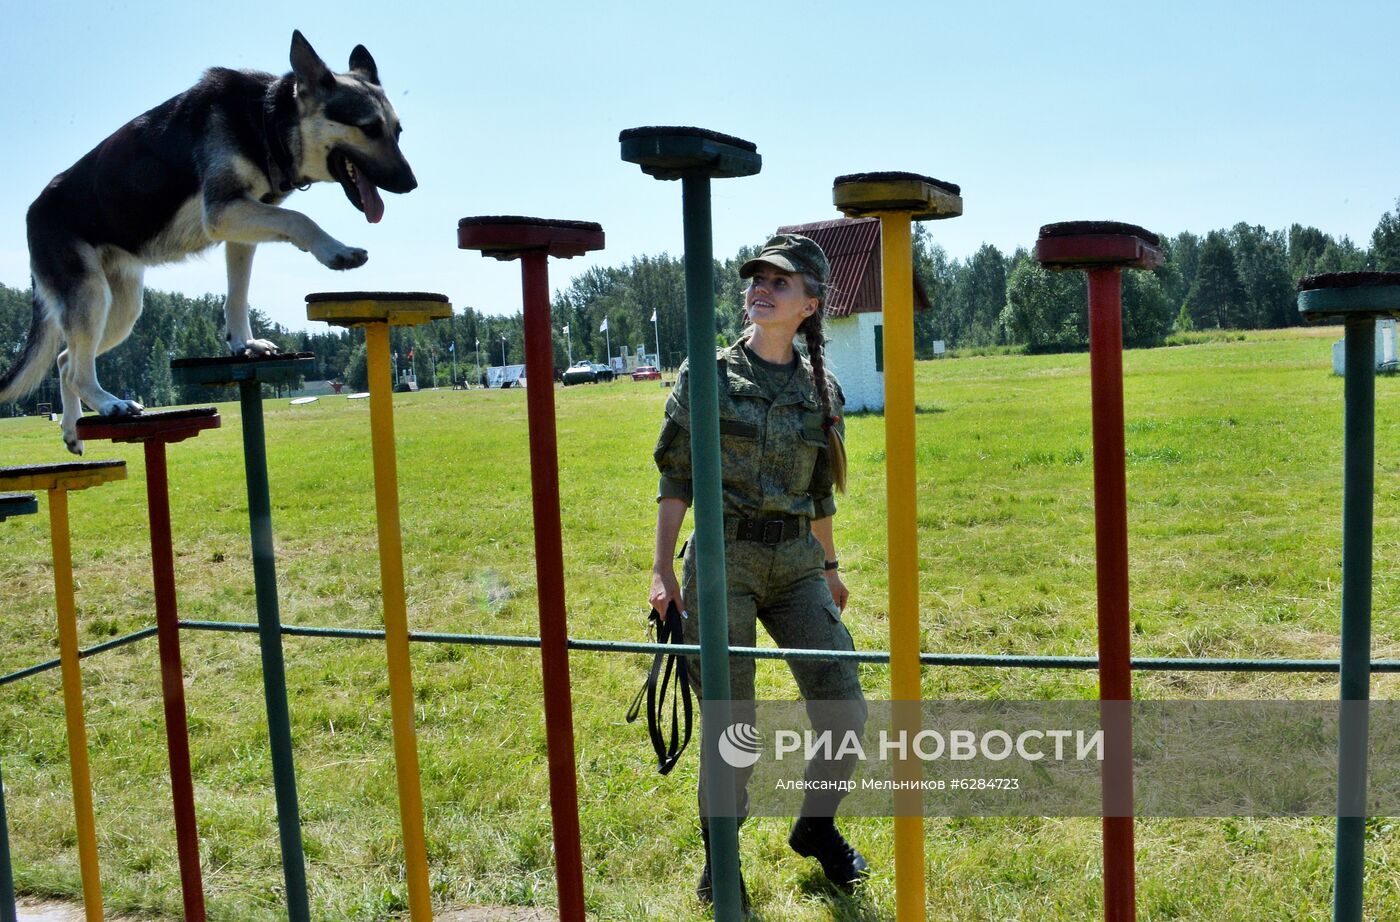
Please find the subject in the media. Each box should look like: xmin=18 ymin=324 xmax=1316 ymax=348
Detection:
xmin=776 ymin=218 xmax=932 ymax=318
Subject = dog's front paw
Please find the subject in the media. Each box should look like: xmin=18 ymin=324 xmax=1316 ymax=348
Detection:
xmin=99 ymin=399 xmax=144 ymax=417
xmin=64 ymin=433 xmax=85 ymax=456
xmin=314 ymin=241 xmax=369 ymax=271
xmin=329 ymin=247 xmax=368 ymax=270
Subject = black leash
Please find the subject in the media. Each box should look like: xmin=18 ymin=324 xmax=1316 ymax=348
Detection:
xmin=626 ymin=602 xmax=693 ymax=775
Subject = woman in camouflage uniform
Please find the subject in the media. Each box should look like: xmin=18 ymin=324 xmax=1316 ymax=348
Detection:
xmin=648 ymin=234 xmax=870 ymax=904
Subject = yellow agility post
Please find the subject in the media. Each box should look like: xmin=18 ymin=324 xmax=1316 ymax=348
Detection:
xmin=833 ymin=173 xmax=962 ymax=922
xmin=306 ymin=292 xmax=451 ymax=922
xmin=1 ymin=461 xmax=126 ymax=922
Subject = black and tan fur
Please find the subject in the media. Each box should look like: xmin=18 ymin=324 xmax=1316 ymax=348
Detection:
xmin=1 ymin=31 xmax=416 ymax=454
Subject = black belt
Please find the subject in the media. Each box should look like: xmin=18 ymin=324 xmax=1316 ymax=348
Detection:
xmin=626 ymin=602 xmax=692 ymax=775
xmin=733 ymin=514 xmax=808 ymax=545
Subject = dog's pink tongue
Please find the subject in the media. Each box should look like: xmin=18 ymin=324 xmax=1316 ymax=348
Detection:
xmin=356 ymin=172 xmax=384 ymax=224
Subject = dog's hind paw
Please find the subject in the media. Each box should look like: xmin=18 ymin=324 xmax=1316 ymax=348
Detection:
xmin=64 ymin=436 xmax=84 ymax=456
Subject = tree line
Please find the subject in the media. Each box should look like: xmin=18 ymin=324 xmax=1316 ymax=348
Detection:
xmin=4 ymin=199 xmax=1400 ymax=414
xmin=0 ymin=284 xmax=532 ymax=415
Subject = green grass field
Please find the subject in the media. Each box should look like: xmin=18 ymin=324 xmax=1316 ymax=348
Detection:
xmin=1 ymin=326 xmax=1397 ymax=921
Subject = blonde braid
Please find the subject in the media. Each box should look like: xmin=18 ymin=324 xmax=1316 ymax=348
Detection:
xmin=798 ymin=275 xmax=847 ymax=494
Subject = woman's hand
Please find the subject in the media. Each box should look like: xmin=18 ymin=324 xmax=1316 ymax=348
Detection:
xmin=651 ymin=498 xmax=689 ymax=622
xmin=649 ymin=564 xmax=682 ymax=621
xmin=824 ymin=569 xmax=849 ymax=612
xmin=810 ymin=517 xmax=846 ymax=611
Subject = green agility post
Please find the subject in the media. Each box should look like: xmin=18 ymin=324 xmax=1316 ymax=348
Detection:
xmin=172 ymin=355 xmax=317 ymax=922
xmin=1297 ymin=272 xmax=1400 ymax=922
xmin=621 ymin=126 xmax=760 ymax=921
xmin=0 ymin=492 xmax=39 ymax=922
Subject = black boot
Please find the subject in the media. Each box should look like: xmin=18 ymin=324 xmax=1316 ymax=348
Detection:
xmin=789 ymin=816 xmax=869 ymax=892
xmin=697 ymin=827 xmax=750 ymax=912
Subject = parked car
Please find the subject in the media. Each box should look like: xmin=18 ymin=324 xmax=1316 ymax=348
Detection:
xmin=562 ymin=360 xmax=615 ymax=385
xmin=562 ymin=361 xmax=595 ymax=385
xmin=631 ymin=365 xmax=661 ymax=381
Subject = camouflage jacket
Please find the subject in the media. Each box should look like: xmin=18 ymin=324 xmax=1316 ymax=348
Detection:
xmin=654 ymin=337 xmax=844 ymax=520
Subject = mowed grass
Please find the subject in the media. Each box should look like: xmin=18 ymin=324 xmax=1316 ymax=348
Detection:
xmin=1 ymin=325 xmax=1398 ymax=921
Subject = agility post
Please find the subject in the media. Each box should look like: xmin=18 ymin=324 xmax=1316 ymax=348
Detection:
xmin=621 ymin=126 xmax=761 ymax=922
xmin=458 ymin=216 xmax=606 ymax=922
xmin=1296 ymin=272 xmax=1400 ymax=922
xmin=77 ymin=409 xmax=221 ymax=922
xmin=833 ymin=170 xmax=962 ymax=922
xmin=0 ymin=492 xmax=40 ymax=922
xmin=172 ymin=355 xmax=319 ymax=922
xmin=1034 ymin=222 xmax=1164 ymax=922
xmin=306 ymin=291 xmax=451 ymax=922
xmin=0 ymin=462 xmax=127 ymax=922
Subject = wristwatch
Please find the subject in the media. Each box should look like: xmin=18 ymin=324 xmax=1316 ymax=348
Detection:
xmin=823 ymin=559 xmax=839 ymax=571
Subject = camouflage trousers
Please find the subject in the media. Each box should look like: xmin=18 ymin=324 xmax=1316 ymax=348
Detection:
xmin=681 ymin=524 xmax=868 ymax=826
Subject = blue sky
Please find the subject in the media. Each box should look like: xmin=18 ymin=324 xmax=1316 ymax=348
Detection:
xmin=1 ymin=0 xmax=1396 ymax=331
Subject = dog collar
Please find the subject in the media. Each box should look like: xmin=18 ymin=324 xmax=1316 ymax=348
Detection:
xmin=262 ymin=79 xmax=300 ymax=193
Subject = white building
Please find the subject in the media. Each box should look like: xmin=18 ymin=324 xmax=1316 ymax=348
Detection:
xmin=777 ymin=218 xmax=934 ymax=412
xmin=1330 ymin=318 xmax=1398 ymax=375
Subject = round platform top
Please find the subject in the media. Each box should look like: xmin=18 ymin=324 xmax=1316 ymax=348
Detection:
xmin=618 ymin=126 xmax=757 ymax=151
xmin=171 ymin=352 xmax=316 ymax=368
xmin=620 ymin=125 xmax=761 ymax=180
xmin=76 ymin=407 xmax=220 ymax=444
xmin=1297 ymin=271 xmax=1400 ymax=292
xmin=0 ymin=459 xmax=127 ymax=493
xmin=0 ymin=460 xmax=126 ymax=477
xmin=1039 ymin=221 xmax=1160 ymax=246
xmin=305 ymin=291 xmax=449 ymax=303
xmin=457 ymin=217 xmax=605 ymax=260
xmin=1033 ymin=219 xmax=1164 ymax=272
xmin=834 ymin=171 xmax=961 ymax=196
xmin=306 ymin=292 xmax=452 ymax=328
xmin=171 ymin=352 xmax=316 ymax=387
xmin=0 ymin=492 xmax=39 ymax=520
xmin=457 ymin=216 xmax=602 ymax=231
xmin=831 ymin=171 xmax=963 ymax=220
xmin=1296 ymin=272 xmax=1400 ymax=321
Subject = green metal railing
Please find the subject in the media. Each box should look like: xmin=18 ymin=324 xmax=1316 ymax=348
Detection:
xmin=5 ymin=621 xmax=1398 ymax=691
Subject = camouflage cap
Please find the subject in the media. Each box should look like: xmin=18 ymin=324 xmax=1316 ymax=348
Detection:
xmin=739 ymin=234 xmax=830 ymax=286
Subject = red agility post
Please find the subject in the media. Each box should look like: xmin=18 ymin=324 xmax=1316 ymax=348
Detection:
xmin=458 ymin=217 xmax=605 ymax=922
xmin=77 ymin=408 xmax=220 ymax=922
xmin=1035 ymin=222 xmax=1162 ymax=922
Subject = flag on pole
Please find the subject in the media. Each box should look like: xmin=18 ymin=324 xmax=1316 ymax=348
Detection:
xmin=408 ymin=348 xmax=414 ymax=360
xmin=599 ymin=317 xmax=608 ymax=332
xmin=650 ymin=310 xmax=657 ymax=322
xmin=562 ymin=324 xmax=570 ymax=335
xmin=449 ymin=341 xmax=455 ymax=353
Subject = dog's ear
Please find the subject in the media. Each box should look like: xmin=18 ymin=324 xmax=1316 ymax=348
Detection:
xmin=290 ymin=30 xmax=335 ymax=100
xmin=349 ymin=45 xmax=380 ymax=86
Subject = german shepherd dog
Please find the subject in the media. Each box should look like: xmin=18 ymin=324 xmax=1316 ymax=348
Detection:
xmin=0 ymin=31 xmax=416 ymax=454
